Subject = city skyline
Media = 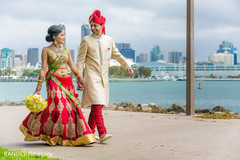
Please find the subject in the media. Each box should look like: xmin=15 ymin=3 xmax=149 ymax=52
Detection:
xmin=0 ymin=0 xmax=240 ymax=62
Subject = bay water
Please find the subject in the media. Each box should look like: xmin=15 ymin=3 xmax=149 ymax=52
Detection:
xmin=0 ymin=81 xmax=239 ymax=112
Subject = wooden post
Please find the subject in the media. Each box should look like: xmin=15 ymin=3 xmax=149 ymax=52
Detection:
xmin=186 ymin=0 xmax=195 ymax=115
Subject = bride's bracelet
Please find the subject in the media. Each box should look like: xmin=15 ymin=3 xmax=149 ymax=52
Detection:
xmin=76 ymin=74 xmax=81 ymax=78
xmin=37 ymin=80 xmax=43 ymax=83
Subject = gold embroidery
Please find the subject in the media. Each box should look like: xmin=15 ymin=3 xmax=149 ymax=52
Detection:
xmin=43 ymin=117 xmax=54 ymax=135
xmin=19 ymin=124 xmax=96 ymax=146
xmin=66 ymin=101 xmax=72 ymax=113
xmin=48 ymin=101 xmax=55 ymax=113
xmin=57 ymin=100 xmax=64 ymax=113
xmin=52 ymin=117 xmax=64 ymax=136
xmin=72 ymin=100 xmax=78 ymax=112
xmin=62 ymin=90 xmax=66 ymax=99
xmin=56 ymin=87 xmax=62 ymax=99
xmin=66 ymin=116 xmax=76 ymax=139
xmin=76 ymin=116 xmax=86 ymax=136
xmin=29 ymin=115 xmax=42 ymax=136
xmin=27 ymin=113 xmax=36 ymax=128
xmin=50 ymin=87 xmax=55 ymax=99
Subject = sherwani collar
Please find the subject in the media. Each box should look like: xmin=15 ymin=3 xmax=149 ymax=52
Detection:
xmin=92 ymin=33 xmax=104 ymax=39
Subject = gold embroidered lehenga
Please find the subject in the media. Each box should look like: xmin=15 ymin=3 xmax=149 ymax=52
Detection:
xmin=19 ymin=45 xmax=96 ymax=146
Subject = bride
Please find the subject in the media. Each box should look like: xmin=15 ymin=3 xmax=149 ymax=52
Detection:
xmin=19 ymin=24 xmax=96 ymax=146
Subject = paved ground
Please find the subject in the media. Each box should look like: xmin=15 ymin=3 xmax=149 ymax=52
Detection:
xmin=0 ymin=106 xmax=240 ymax=160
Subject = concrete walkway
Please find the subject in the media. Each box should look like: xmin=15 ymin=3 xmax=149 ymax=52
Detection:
xmin=0 ymin=106 xmax=240 ymax=160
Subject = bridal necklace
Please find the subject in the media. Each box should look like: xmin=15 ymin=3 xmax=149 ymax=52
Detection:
xmin=51 ymin=44 xmax=64 ymax=63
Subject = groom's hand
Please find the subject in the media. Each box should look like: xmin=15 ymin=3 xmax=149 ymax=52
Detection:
xmin=127 ymin=68 xmax=134 ymax=77
xmin=76 ymin=78 xmax=85 ymax=91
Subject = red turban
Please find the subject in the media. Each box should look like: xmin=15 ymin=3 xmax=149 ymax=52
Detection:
xmin=89 ymin=10 xmax=106 ymax=34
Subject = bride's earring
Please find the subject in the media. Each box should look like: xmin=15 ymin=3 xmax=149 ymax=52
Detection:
xmin=54 ymin=39 xmax=57 ymax=44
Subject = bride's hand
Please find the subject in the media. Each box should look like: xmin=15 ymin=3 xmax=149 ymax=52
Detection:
xmin=33 ymin=90 xmax=41 ymax=95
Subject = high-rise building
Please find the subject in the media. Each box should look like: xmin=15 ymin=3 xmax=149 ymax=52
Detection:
xmin=217 ymin=41 xmax=237 ymax=65
xmin=168 ymin=50 xmax=183 ymax=64
xmin=115 ymin=43 xmax=135 ymax=61
xmin=23 ymin=53 xmax=28 ymax=66
xmin=219 ymin=41 xmax=234 ymax=49
xmin=150 ymin=45 xmax=161 ymax=62
xmin=69 ymin=49 xmax=75 ymax=63
xmin=136 ymin=55 xmax=140 ymax=63
xmin=115 ymin=43 xmax=131 ymax=50
xmin=139 ymin=52 xmax=148 ymax=63
xmin=0 ymin=48 xmax=15 ymax=69
xmin=27 ymin=48 xmax=38 ymax=66
xmin=158 ymin=53 xmax=164 ymax=61
xmin=15 ymin=55 xmax=23 ymax=67
xmin=208 ymin=53 xmax=234 ymax=66
xmin=81 ymin=22 xmax=91 ymax=39
xmin=119 ymin=49 xmax=135 ymax=61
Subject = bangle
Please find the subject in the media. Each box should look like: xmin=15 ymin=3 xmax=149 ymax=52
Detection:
xmin=38 ymin=80 xmax=43 ymax=83
xmin=76 ymin=74 xmax=81 ymax=78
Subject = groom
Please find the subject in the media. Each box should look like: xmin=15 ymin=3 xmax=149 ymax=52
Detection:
xmin=77 ymin=10 xmax=134 ymax=142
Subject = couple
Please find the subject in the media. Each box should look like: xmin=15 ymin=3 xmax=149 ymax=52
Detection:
xmin=19 ymin=10 xmax=134 ymax=146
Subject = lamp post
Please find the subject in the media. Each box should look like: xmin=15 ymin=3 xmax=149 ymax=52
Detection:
xmin=186 ymin=0 xmax=195 ymax=115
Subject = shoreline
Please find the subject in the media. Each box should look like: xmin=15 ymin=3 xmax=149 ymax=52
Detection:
xmin=1 ymin=78 xmax=240 ymax=82
xmin=1 ymin=101 xmax=238 ymax=118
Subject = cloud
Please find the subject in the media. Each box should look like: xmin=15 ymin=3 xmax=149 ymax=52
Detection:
xmin=0 ymin=0 xmax=239 ymax=62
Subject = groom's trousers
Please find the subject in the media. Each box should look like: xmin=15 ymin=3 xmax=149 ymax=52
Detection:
xmin=88 ymin=104 xmax=107 ymax=136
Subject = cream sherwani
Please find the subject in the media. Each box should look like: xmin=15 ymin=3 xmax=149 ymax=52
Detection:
xmin=77 ymin=34 xmax=130 ymax=106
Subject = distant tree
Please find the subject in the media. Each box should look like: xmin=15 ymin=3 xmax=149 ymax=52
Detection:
xmin=22 ymin=69 xmax=31 ymax=77
xmin=109 ymin=66 xmax=137 ymax=78
xmin=22 ymin=69 xmax=40 ymax=77
xmin=227 ymin=75 xmax=232 ymax=78
xmin=209 ymin=74 xmax=217 ymax=78
xmin=119 ymin=67 xmax=129 ymax=78
xmin=31 ymin=70 xmax=40 ymax=77
xmin=138 ymin=66 xmax=151 ymax=78
xmin=238 ymin=74 xmax=240 ymax=78
xmin=133 ymin=68 xmax=138 ymax=78
xmin=109 ymin=66 xmax=120 ymax=78
xmin=12 ymin=71 xmax=17 ymax=76
xmin=5 ymin=67 xmax=12 ymax=76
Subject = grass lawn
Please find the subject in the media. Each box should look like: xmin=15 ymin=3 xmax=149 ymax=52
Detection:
xmin=0 ymin=147 xmax=62 ymax=160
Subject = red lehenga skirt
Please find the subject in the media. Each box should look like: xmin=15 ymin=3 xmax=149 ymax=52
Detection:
xmin=19 ymin=74 xmax=96 ymax=146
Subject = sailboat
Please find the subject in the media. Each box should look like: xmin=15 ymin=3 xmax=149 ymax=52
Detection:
xmin=177 ymin=65 xmax=186 ymax=81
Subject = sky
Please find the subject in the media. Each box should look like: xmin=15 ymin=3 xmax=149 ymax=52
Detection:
xmin=0 ymin=0 xmax=239 ymax=62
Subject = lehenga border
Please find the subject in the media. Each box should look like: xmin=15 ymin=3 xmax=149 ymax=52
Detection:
xmin=19 ymin=124 xmax=96 ymax=146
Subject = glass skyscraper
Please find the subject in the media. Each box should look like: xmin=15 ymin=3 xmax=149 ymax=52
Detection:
xmin=27 ymin=48 xmax=38 ymax=66
xmin=115 ymin=43 xmax=135 ymax=62
xmin=0 ymin=48 xmax=15 ymax=69
xmin=168 ymin=50 xmax=183 ymax=64
xmin=81 ymin=23 xmax=90 ymax=39
xmin=150 ymin=45 xmax=161 ymax=62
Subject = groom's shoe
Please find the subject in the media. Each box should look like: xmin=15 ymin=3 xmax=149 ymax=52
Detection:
xmin=99 ymin=134 xmax=112 ymax=143
xmin=95 ymin=135 xmax=100 ymax=141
